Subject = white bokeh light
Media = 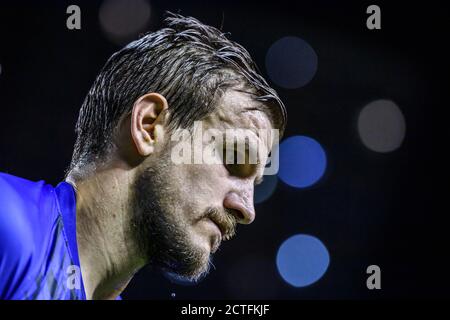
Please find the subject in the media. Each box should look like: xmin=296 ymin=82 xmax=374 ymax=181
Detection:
xmin=358 ymin=99 xmax=406 ymax=153
xmin=99 ymin=0 xmax=152 ymax=45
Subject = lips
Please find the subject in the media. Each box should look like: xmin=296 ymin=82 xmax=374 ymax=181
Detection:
xmin=209 ymin=217 xmax=226 ymax=239
xmin=200 ymin=207 xmax=237 ymax=244
xmin=208 ymin=215 xmax=235 ymax=241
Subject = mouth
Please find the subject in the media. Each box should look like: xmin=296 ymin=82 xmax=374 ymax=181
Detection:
xmin=203 ymin=218 xmax=222 ymax=253
xmin=198 ymin=208 xmax=237 ymax=247
xmin=209 ymin=216 xmax=234 ymax=241
xmin=208 ymin=218 xmax=224 ymax=239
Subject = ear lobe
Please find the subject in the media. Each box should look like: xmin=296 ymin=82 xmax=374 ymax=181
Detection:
xmin=131 ymin=93 xmax=169 ymax=157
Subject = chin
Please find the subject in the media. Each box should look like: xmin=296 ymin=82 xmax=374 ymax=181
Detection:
xmin=192 ymin=219 xmax=223 ymax=254
xmin=165 ymin=257 xmax=211 ymax=284
xmin=191 ymin=243 xmax=213 ymax=276
xmin=168 ymin=239 xmax=213 ymax=283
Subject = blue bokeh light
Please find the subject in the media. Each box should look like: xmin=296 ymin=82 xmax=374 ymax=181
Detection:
xmin=265 ymin=36 xmax=318 ymax=89
xmin=254 ymin=174 xmax=278 ymax=204
xmin=278 ymin=135 xmax=327 ymax=188
xmin=276 ymin=234 xmax=330 ymax=287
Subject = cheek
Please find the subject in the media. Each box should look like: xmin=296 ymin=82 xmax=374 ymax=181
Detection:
xmin=166 ymin=164 xmax=229 ymax=252
xmin=169 ymin=164 xmax=229 ymax=224
xmin=186 ymin=164 xmax=229 ymax=201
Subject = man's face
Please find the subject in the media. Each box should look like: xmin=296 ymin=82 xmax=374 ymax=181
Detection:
xmin=131 ymin=88 xmax=274 ymax=282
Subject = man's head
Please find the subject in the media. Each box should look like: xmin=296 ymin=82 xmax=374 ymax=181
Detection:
xmin=69 ymin=13 xmax=286 ymax=283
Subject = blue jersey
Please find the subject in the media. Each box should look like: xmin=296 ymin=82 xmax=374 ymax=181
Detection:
xmin=0 ymin=172 xmax=86 ymax=299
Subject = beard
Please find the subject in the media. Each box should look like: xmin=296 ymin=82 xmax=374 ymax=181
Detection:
xmin=130 ymin=160 xmax=212 ymax=283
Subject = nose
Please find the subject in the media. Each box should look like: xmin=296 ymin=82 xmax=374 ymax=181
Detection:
xmin=223 ymin=190 xmax=255 ymax=224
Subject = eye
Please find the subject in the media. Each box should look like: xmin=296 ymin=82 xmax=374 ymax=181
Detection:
xmin=223 ymin=143 xmax=255 ymax=178
xmin=254 ymin=176 xmax=264 ymax=186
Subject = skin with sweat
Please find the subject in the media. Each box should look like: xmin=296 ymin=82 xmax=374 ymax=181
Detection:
xmin=69 ymin=88 xmax=274 ymax=300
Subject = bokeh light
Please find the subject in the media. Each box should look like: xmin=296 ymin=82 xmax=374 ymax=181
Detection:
xmin=278 ymin=135 xmax=327 ymax=188
xmin=358 ymin=99 xmax=406 ymax=153
xmin=254 ymin=174 xmax=278 ymax=204
xmin=265 ymin=36 xmax=318 ymax=89
xmin=276 ymin=234 xmax=329 ymax=287
xmin=99 ymin=0 xmax=152 ymax=45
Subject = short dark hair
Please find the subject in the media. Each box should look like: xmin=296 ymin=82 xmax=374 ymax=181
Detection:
xmin=69 ymin=12 xmax=286 ymax=173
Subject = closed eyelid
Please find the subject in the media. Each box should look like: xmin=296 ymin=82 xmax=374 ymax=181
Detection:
xmin=254 ymin=176 xmax=264 ymax=186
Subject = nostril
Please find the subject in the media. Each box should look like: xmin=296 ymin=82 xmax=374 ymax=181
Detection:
xmin=226 ymin=208 xmax=245 ymax=222
xmin=223 ymin=192 xmax=255 ymax=224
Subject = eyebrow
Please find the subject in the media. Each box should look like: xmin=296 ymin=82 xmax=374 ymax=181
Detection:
xmin=239 ymin=106 xmax=262 ymax=114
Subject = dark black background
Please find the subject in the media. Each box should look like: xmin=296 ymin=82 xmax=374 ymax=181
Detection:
xmin=0 ymin=0 xmax=446 ymax=299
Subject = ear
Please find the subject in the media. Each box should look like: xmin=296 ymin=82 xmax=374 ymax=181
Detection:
xmin=130 ymin=93 xmax=169 ymax=156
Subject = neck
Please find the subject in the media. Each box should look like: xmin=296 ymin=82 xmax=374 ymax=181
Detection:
xmin=68 ymin=165 xmax=145 ymax=300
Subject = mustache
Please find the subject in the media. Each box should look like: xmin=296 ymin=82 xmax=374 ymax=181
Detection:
xmin=203 ymin=207 xmax=238 ymax=241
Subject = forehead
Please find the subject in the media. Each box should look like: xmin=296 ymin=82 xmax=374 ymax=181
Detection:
xmin=204 ymin=89 xmax=273 ymax=132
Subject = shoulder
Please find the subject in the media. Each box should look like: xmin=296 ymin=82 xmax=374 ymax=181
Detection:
xmin=0 ymin=173 xmax=58 ymax=299
xmin=0 ymin=172 xmax=55 ymax=241
xmin=0 ymin=173 xmax=41 ymax=246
